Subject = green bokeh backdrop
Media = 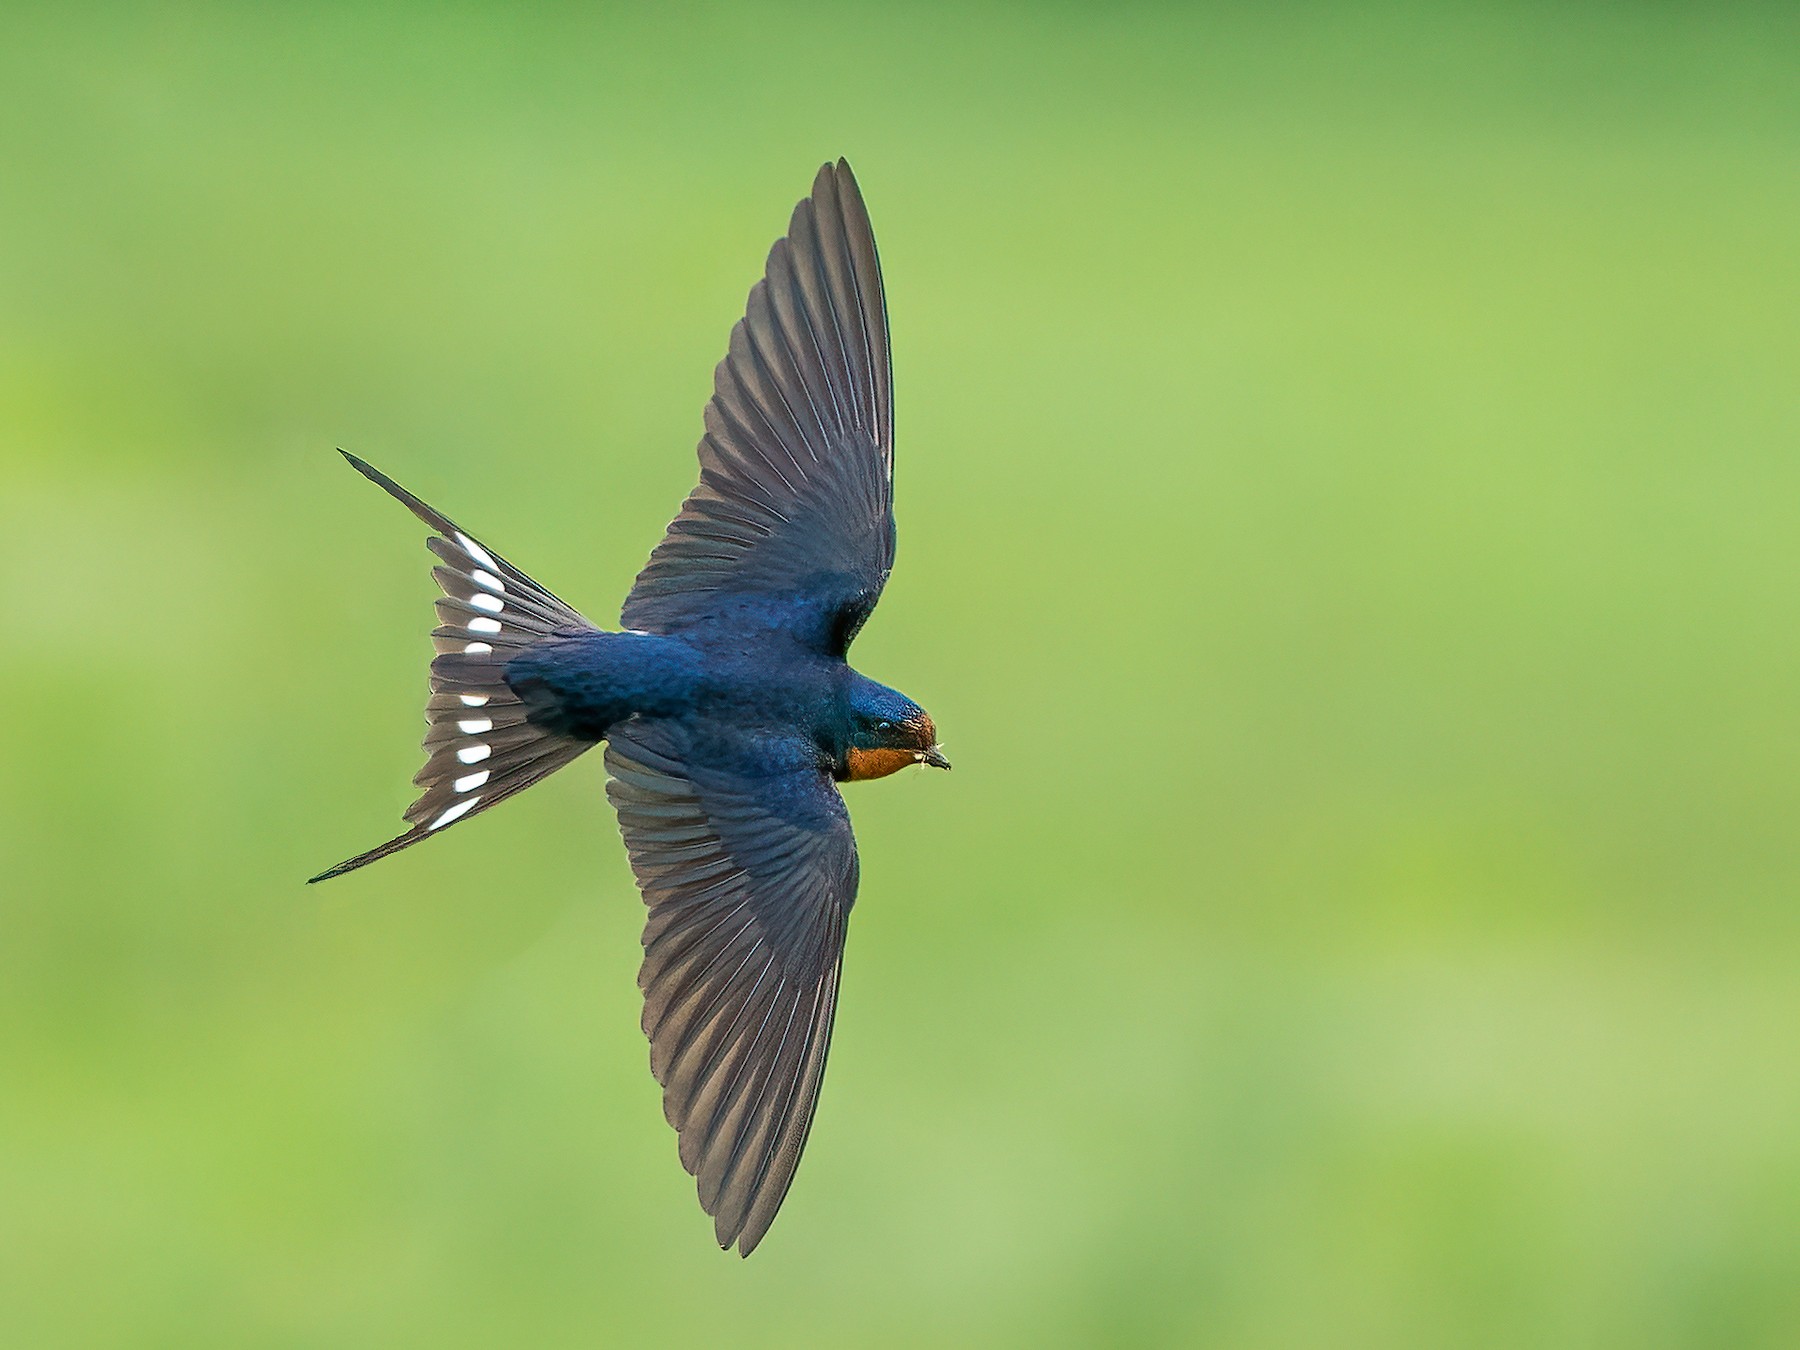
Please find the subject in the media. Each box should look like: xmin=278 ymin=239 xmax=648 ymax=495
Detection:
xmin=4 ymin=4 xmax=1798 ymax=1346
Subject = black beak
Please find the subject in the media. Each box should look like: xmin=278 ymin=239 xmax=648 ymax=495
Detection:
xmin=919 ymin=746 xmax=951 ymax=770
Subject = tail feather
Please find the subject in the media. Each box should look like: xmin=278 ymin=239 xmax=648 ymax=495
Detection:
xmin=310 ymin=451 xmax=600 ymax=883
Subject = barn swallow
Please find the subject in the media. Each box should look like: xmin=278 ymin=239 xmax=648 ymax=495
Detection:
xmin=310 ymin=161 xmax=945 ymax=1255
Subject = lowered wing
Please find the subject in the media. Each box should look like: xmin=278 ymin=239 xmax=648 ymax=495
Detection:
xmin=604 ymin=718 xmax=858 ymax=1254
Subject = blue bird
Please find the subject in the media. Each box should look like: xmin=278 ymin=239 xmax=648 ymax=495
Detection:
xmin=311 ymin=161 xmax=947 ymax=1255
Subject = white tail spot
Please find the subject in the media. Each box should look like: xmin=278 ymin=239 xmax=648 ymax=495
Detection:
xmin=471 ymin=569 xmax=506 ymax=593
xmin=430 ymin=798 xmax=479 ymax=830
xmin=467 ymin=616 xmax=503 ymax=635
xmin=459 ymin=693 xmax=489 ymax=707
xmin=454 ymin=769 xmax=490 ymax=793
xmin=465 ymin=642 xmax=493 ymax=655
xmin=457 ymin=744 xmax=492 ymax=764
xmin=469 ymin=593 xmax=504 ymax=614
xmin=456 ymin=533 xmax=498 ymax=570
xmin=457 ymin=718 xmax=493 ymax=734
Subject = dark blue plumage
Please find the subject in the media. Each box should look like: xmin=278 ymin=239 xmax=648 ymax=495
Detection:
xmin=505 ymin=631 xmax=935 ymax=779
xmin=311 ymin=161 xmax=944 ymax=1255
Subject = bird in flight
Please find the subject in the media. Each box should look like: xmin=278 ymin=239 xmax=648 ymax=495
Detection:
xmin=311 ymin=160 xmax=946 ymax=1255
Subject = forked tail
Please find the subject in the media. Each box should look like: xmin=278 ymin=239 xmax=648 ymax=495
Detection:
xmin=310 ymin=451 xmax=601 ymax=882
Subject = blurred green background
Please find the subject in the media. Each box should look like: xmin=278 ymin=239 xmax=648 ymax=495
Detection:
xmin=4 ymin=3 xmax=1799 ymax=1346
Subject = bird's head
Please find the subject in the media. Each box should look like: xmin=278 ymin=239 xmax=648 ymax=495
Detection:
xmin=842 ymin=678 xmax=949 ymax=781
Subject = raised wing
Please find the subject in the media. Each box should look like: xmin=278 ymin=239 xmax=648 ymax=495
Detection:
xmin=621 ymin=159 xmax=894 ymax=656
xmin=604 ymin=718 xmax=858 ymax=1255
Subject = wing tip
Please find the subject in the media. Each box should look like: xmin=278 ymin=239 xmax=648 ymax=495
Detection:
xmin=713 ymin=1211 xmax=762 ymax=1258
xmin=812 ymin=156 xmax=865 ymax=215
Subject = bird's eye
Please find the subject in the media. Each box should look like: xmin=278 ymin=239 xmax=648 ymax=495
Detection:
xmin=874 ymin=719 xmax=893 ymax=733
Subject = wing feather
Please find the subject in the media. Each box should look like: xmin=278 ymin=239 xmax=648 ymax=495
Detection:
xmin=621 ymin=160 xmax=894 ymax=655
xmin=604 ymin=719 xmax=857 ymax=1255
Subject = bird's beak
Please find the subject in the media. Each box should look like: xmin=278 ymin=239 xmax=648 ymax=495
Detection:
xmin=919 ymin=746 xmax=951 ymax=771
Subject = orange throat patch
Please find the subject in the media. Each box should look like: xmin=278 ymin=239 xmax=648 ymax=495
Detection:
xmin=845 ymin=746 xmax=918 ymax=781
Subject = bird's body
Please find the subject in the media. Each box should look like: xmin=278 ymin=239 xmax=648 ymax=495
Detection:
xmin=312 ymin=160 xmax=944 ymax=1256
xmin=510 ymin=630 xmax=934 ymax=781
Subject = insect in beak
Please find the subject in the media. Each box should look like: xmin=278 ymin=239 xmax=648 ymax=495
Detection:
xmin=918 ymin=746 xmax=951 ymax=770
